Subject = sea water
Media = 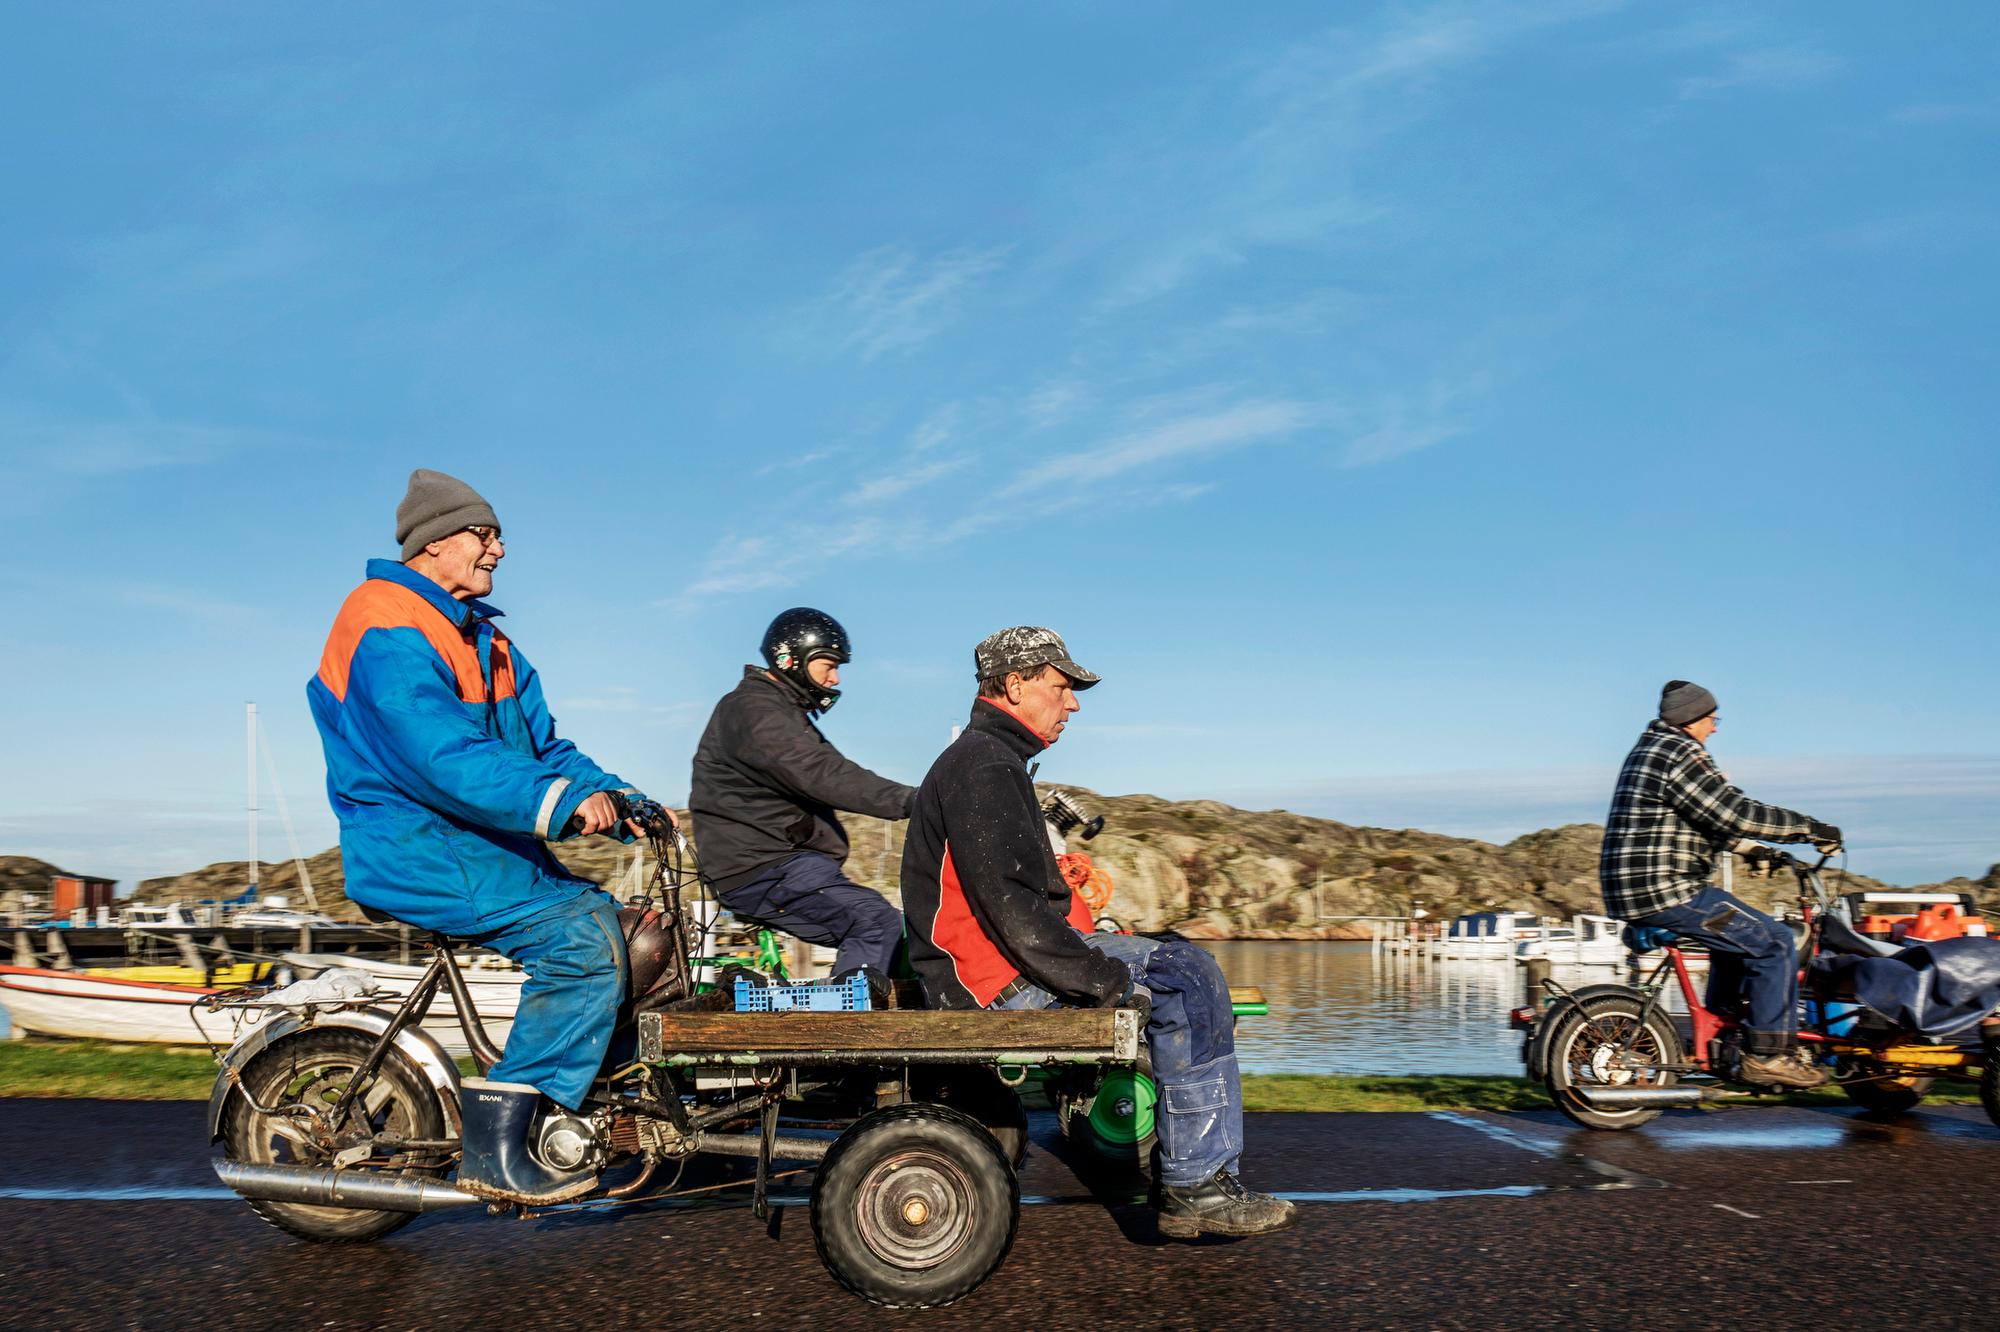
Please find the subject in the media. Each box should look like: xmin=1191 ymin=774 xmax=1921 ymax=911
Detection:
xmin=1205 ymin=939 xmax=1681 ymax=1077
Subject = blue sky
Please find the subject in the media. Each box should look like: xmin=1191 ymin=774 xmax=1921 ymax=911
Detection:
xmin=2 ymin=3 xmax=1994 ymax=892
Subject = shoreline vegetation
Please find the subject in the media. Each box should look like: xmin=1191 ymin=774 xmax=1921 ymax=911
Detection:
xmin=0 ymin=1039 xmax=1976 ymax=1111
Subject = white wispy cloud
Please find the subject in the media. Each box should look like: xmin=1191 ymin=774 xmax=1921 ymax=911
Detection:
xmin=1003 ymin=400 xmax=1311 ymax=497
xmin=907 ymin=403 xmax=959 ymax=453
xmin=1891 ymin=100 xmax=2000 ymax=126
xmin=839 ymin=455 xmax=971 ymax=507
xmin=1340 ymin=376 xmax=1489 ymax=468
xmin=812 ymin=244 xmax=1011 ymax=360
xmin=1675 ymin=46 xmax=1842 ymax=100
xmin=7 ymin=414 xmax=282 ymax=477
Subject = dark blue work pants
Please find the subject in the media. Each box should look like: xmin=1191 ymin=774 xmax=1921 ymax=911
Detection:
xmin=995 ymin=932 xmax=1242 ymax=1188
xmin=1633 ymin=885 xmax=1800 ymax=1051
xmin=716 ymin=852 xmax=903 ymax=976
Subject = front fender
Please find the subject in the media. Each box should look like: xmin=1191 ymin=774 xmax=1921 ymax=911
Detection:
xmin=1523 ymin=983 xmax=1645 ymax=1081
xmin=206 ymin=1007 xmax=463 ymax=1142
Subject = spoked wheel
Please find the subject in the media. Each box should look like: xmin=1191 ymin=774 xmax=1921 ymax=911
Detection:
xmin=1836 ymin=1062 xmax=1933 ymax=1116
xmin=1055 ymin=1051 xmax=1157 ymax=1176
xmin=1544 ymin=994 xmax=1685 ymax=1131
xmin=219 ymin=1029 xmax=449 ymax=1242
xmin=811 ymin=1103 xmax=1018 ymax=1309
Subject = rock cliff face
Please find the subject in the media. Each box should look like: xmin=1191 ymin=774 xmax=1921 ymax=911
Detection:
xmin=116 ymin=787 xmax=1991 ymax=937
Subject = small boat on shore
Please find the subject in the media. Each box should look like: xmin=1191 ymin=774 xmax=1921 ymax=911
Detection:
xmin=0 ymin=965 xmax=215 ymax=1043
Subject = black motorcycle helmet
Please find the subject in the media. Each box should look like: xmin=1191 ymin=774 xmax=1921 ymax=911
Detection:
xmin=761 ymin=607 xmax=852 ymax=713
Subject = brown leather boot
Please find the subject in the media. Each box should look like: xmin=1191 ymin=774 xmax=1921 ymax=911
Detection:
xmin=1738 ymin=1050 xmax=1829 ymax=1089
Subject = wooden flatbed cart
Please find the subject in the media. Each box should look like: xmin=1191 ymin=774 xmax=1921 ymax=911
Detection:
xmin=206 ymin=949 xmax=1148 ymax=1310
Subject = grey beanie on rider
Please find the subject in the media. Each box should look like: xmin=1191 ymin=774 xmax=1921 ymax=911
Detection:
xmin=396 ymin=469 xmax=500 ymax=561
xmin=1659 ymin=680 xmax=1718 ymax=727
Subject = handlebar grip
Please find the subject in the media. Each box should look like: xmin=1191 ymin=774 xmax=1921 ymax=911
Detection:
xmin=558 ymin=791 xmax=634 ymax=839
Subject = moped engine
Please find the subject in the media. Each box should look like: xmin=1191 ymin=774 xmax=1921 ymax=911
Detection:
xmin=535 ymin=1107 xmax=610 ymax=1173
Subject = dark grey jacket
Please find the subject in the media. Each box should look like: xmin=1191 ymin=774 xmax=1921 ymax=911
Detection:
xmin=689 ymin=668 xmax=916 ymax=891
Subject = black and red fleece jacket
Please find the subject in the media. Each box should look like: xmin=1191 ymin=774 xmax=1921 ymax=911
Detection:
xmin=901 ymin=697 xmax=1131 ymax=1010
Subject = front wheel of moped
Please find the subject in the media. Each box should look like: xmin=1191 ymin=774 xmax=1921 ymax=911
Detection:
xmin=1979 ymin=1053 xmax=2000 ymax=1131
xmin=219 ymin=1028 xmax=450 ymax=1243
xmin=1544 ymin=993 xmax=1685 ymax=1131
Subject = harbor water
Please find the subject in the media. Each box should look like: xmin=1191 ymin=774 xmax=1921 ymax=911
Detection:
xmin=1205 ymin=939 xmax=1677 ymax=1077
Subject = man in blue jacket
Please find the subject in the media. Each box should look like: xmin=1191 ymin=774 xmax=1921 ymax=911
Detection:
xmin=309 ymin=468 xmax=669 ymax=1204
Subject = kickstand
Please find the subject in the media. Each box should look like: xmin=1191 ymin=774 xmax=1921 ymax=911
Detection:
xmin=752 ymin=1098 xmax=777 ymax=1222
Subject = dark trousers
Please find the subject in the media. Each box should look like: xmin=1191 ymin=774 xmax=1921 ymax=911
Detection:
xmin=1633 ymin=885 xmax=1800 ymax=1051
xmin=716 ymin=851 xmax=903 ymax=976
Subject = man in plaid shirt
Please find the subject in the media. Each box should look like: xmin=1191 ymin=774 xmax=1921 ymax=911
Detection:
xmin=1601 ymin=680 xmax=1843 ymax=1088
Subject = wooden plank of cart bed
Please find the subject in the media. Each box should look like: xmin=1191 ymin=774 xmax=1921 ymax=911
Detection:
xmin=647 ymin=1007 xmax=1117 ymax=1054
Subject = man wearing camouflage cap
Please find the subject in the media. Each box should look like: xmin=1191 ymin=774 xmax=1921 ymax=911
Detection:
xmin=901 ymin=627 xmax=1295 ymax=1238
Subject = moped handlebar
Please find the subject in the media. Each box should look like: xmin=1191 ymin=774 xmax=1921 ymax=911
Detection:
xmin=558 ymin=791 xmax=678 ymax=841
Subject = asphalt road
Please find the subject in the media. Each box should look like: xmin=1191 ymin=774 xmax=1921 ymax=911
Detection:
xmin=2 ymin=1098 xmax=1996 ymax=1330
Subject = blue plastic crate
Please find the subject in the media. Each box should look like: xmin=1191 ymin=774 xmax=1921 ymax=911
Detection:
xmin=733 ymin=973 xmax=873 ymax=1013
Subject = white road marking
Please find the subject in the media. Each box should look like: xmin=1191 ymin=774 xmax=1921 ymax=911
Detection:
xmin=1427 ymin=1111 xmax=1559 ymax=1157
xmin=1713 ymin=1203 xmax=1760 ymax=1218
xmin=1785 ymin=1179 xmax=1851 ymax=1185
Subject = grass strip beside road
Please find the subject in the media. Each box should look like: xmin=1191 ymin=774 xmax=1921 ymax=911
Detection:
xmin=0 ymin=1040 xmax=1981 ymax=1111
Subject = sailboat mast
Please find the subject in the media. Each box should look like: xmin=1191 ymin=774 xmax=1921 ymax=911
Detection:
xmin=246 ymin=702 xmax=259 ymax=896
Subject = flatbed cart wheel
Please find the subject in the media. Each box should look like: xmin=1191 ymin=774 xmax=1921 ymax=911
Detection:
xmin=1836 ymin=1063 xmax=1932 ymax=1116
xmin=1056 ymin=1052 xmax=1157 ymax=1176
xmin=1543 ymin=993 xmax=1684 ymax=1131
xmin=218 ymin=1028 xmax=449 ymax=1243
xmin=908 ymin=1066 xmax=1029 ymax=1167
xmin=1978 ymin=1054 xmax=2000 ymax=1130
xmin=811 ymin=1103 xmax=1019 ymax=1309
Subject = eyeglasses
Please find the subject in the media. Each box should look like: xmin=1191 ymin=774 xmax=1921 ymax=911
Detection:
xmin=461 ymin=525 xmax=505 ymax=549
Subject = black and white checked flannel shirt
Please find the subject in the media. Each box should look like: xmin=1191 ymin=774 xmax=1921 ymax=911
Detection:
xmin=1598 ymin=720 xmax=1815 ymax=920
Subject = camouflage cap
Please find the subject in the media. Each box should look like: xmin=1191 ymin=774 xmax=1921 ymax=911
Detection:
xmin=973 ymin=626 xmax=1101 ymax=690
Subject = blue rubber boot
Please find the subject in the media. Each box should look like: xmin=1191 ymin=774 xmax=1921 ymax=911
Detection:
xmin=456 ymin=1078 xmax=597 ymax=1205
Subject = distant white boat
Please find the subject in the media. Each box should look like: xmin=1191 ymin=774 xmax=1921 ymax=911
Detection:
xmin=0 ymin=965 xmax=211 ymax=1043
xmin=1430 ymin=911 xmax=1544 ymax=959
xmin=284 ymin=952 xmax=521 ymax=1056
xmin=1515 ymin=914 xmax=1626 ymax=965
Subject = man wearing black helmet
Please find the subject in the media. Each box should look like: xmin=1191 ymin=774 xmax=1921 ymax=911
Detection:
xmin=689 ymin=608 xmax=916 ymax=987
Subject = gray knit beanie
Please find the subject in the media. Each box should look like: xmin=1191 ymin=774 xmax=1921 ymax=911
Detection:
xmin=396 ymin=469 xmax=500 ymax=561
xmin=1659 ymin=679 xmax=1718 ymax=727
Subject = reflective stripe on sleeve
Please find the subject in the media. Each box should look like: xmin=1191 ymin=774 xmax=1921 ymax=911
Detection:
xmin=534 ymin=776 xmax=573 ymax=839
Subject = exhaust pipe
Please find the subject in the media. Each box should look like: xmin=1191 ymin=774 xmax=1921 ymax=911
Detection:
xmin=215 ymin=1160 xmax=485 ymax=1212
xmin=1575 ymin=1085 xmax=1707 ymax=1109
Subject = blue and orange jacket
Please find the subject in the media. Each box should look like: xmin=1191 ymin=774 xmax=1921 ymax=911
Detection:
xmin=307 ymin=560 xmax=630 ymax=936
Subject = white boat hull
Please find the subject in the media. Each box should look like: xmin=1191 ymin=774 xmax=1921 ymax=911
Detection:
xmin=0 ymin=966 xmax=210 ymax=1043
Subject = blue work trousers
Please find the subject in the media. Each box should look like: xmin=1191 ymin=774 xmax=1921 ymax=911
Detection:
xmin=479 ymin=890 xmax=628 ymax=1110
xmin=717 ymin=852 xmax=903 ymax=977
xmin=996 ymin=932 xmax=1242 ymax=1188
xmin=1632 ymin=885 xmax=1800 ymax=1051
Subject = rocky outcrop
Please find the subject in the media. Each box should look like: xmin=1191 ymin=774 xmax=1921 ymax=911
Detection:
xmin=116 ymin=789 xmax=1982 ymax=937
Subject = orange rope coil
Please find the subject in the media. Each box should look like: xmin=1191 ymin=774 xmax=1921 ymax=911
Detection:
xmin=1057 ymin=853 xmax=1116 ymax=911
